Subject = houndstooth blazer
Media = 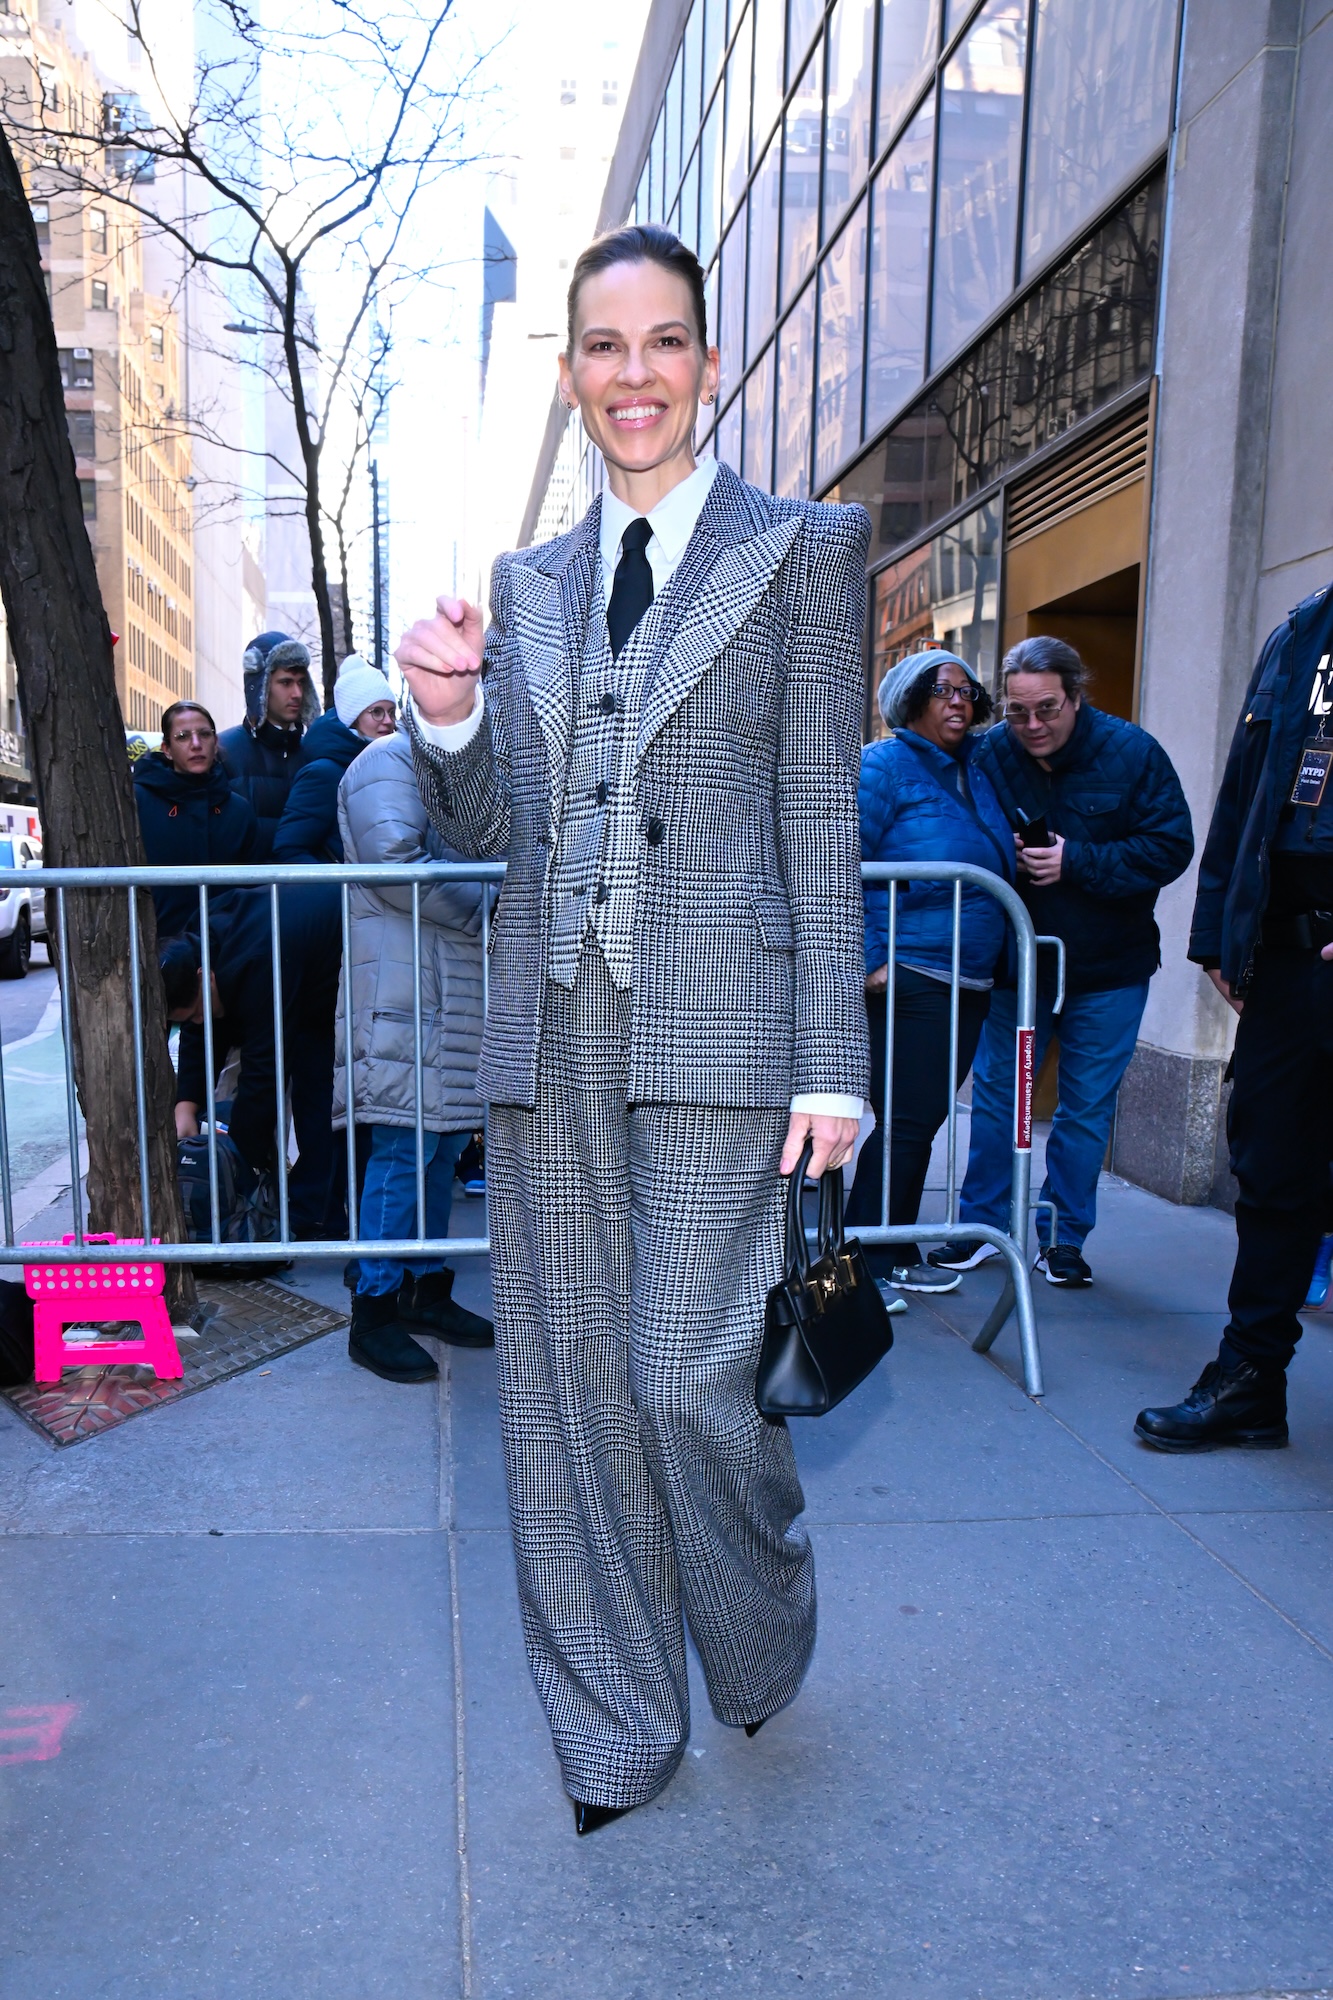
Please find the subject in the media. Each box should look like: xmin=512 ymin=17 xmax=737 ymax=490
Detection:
xmin=409 ymin=460 xmax=871 ymax=1111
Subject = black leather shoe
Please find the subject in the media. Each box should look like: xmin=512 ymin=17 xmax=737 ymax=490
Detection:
xmin=399 ymin=1269 xmax=495 ymax=1348
xmin=348 ymin=1292 xmax=438 ymax=1384
xmin=1135 ymin=1356 xmax=1288 ymax=1452
xmin=573 ymin=1799 xmax=634 ymax=1836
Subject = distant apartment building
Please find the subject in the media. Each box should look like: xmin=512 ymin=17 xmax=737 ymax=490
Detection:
xmin=2 ymin=0 xmax=195 ymax=748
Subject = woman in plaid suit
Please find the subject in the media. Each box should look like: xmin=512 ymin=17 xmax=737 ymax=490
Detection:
xmin=396 ymin=227 xmax=870 ymax=1834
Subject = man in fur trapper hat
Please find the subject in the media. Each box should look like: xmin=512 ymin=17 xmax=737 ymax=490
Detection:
xmin=218 ymin=631 xmax=321 ymax=855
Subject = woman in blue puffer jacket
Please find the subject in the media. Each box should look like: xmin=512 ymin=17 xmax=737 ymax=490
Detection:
xmin=846 ymin=650 xmax=1014 ymax=1295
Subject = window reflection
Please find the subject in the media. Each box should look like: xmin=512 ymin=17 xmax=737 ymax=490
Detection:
xmin=680 ymin=147 xmax=700 ymax=255
xmin=650 ymin=115 xmax=666 ymax=222
xmin=752 ymin=0 xmax=786 ymax=164
xmin=834 ymin=174 xmax=1163 ymax=556
xmin=1022 ymin=0 xmax=1175 ymax=275
xmin=703 ymin=0 xmax=727 ymax=99
xmin=869 ymin=501 xmax=1000 ymax=738
xmin=816 ymin=196 xmax=868 ymax=486
xmin=931 ymin=0 xmax=1027 ymax=368
xmin=747 ymin=128 xmax=782 ymax=359
xmin=776 ymin=282 xmax=816 ymax=498
xmin=824 ymin=0 xmax=875 ymax=239
xmin=944 ymin=0 xmax=979 ymax=36
xmin=866 ymin=98 xmax=933 ymax=436
xmin=719 ymin=394 xmax=743 ymax=471
xmin=699 ymin=93 xmax=723 ymax=266
xmin=664 ymin=49 xmax=683 ymax=208
xmin=723 ymin=5 xmax=754 ymax=211
xmin=744 ymin=341 xmax=776 ymax=489
xmin=682 ymin=0 xmax=703 ymax=138
xmin=718 ymin=204 xmax=747 ymax=392
xmin=781 ymin=45 xmax=824 ymax=307
xmin=788 ymin=0 xmax=825 ymax=85
xmin=877 ymin=0 xmax=939 ymax=151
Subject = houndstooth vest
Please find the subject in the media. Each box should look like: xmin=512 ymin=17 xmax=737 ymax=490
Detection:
xmin=546 ymin=586 xmax=666 ymax=991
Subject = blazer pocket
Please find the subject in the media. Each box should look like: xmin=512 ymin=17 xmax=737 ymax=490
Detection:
xmin=750 ymin=890 xmax=795 ymax=951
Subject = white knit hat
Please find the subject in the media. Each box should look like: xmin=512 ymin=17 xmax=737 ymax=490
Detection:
xmin=333 ymin=655 xmax=394 ymax=728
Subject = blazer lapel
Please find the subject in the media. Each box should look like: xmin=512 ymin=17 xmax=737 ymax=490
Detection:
xmin=635 ymin=511 xmax=801 ymax=768
xmin=509 ymin=503 xmax=600 ymax=816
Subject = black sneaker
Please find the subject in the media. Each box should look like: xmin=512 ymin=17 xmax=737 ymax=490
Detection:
xmin=1036 ymin=1244 xmax=1092 ymax=1287
xmin=927 ymin=1239 xmax=998 ymax=1272
xmin=888 ymin=1262 xmax=960 ymax=1294
xmin=1134 ymin=1355 xmax=1288 ymax=1452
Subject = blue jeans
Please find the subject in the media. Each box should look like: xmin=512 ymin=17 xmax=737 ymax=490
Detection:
xmin=355 ymin=1125 xmax=470 ymax=1297
xmin=959 ymin=981 xmax=1150 ymax=1251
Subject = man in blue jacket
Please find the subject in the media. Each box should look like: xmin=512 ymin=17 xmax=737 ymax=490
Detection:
xmin=931 ymin=636 xmax=1193 ymax=1286
xmin=1137 ymin=579 xmax=1333 ymax=1450
xmin=218 ymin=632 xmax=321 ymax=855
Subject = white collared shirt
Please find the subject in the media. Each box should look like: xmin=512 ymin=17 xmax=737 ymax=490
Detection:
xmin=412 ymin=458 xmax=861 ymax=1124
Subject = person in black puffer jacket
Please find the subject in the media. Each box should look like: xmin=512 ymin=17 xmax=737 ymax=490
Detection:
xmin=134 ymin=701 xmax=260 ymax=934
xmin=217 ymin=631 xmax=321 ymax=855
xmin=272 ymin=656 xmax=397 ymax=864
xmin=929 ymin=636 xmax=1193 ymax=1289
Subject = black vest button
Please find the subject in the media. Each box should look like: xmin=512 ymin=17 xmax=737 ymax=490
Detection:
xmin=645 ymin=817 xmax=665 ymax=846
xmin=595 ymin=781 xmax=608 ymax=805
xmin=599 ymin=692 xmax=616 ymax=715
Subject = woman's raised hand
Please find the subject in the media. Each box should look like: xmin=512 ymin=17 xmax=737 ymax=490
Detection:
xmin=394 ymin=596 xmax=486 ymax=726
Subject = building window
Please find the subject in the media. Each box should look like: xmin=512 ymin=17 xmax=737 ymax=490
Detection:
xmin=150 ymin=324 xmax=164 ymax=361
xmin=743 ymin=340 xmax=775 ymax=490
xmin=865 ymin=99 xmax=934 ymax=437
xmin=664 ymin=46 xmax=683 ymax=207
xmin=89 ymin=206 xmax=107 ymax=255
xmin=91 ymin=280 xmax=109 ymax=310
xmin=560 ymin=78 xmax=576 ymax=104
xmin=722 ymin=4 xmax=753 ymax=209
xmin=678 ymin=146 xmax=700 ymax=257
xmin=776 ymin=281 xmax=816 ymax=498
xmin=718 ymin=204 xmax=747 ymax=396
xmin=747 ymin=128 xmax=782 ymax=362
xmin=869 ymin=499 xmax=1000 ymax=732
xmin=30 ymin=201 xmax=50 ymax=245
xmin=698 ymin=91 xmax=722 ymax=268
xmin=788 ymin=0 xmax=825 ymax=86
xmin=78 ymin=478 xmax=97 ymax=521
xmin=931 ymin=0 xmax=1028 ymax=368
xmin=602 ymin=79 xmax=618 ymax=107
xmin=816 ymin=195 xmax=868 ymax=487
xmin=877 ymin=0 xmax=941 ymax=153
xmin=38 ymin=62 xmax=58 ymax=112
xmin=824 ymin=0 xmax=874 ymax=241
xmin=780 ymin=46 xmax=824 ymax=309
xmin=751 ymin=0 xmax=785 ymax=164
xmin=719 ymin=394 xmax=742 ymax=472
xmin=67 ymin=409 xmax=96 ymax=458
xmin=58 ymin=347 xmax=95 ymax=389
xmin=1022 ymin=0 xmax=1176 ymax=276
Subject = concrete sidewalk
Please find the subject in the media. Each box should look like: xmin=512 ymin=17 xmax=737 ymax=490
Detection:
xmin=2 ymin=1173 xmax=1332 ymax=2000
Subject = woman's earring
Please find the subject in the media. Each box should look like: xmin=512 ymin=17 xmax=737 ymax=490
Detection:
xmin=703 ymin=392 xmax=716 ymax=406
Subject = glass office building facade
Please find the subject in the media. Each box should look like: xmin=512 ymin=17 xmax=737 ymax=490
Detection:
xmin=535 ymin=0 xmax=1179 ymax=731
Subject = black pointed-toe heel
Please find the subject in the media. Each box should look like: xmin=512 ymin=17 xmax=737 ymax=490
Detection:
xmin=744 ymin=1718 xmax=767 ymax=1738
xmin=573 ymin=1799 xmax=634 ymax=1836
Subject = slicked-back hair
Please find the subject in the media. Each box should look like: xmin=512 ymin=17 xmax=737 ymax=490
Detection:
xmin=566 ymin=224 xmax=709 ymax=352
xmin=1001 ymin=635 xmax=1090 ymax=700
xmin=160 ymin=699 xmax=218 ymax=743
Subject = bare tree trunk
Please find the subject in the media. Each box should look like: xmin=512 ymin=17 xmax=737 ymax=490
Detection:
xmin=0 ymin=127 xmax=196 ymax=1316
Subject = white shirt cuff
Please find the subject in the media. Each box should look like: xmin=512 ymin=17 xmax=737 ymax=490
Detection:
xmin=790 ymin=1093 xmax=864 ymax=1119
xmin=411 ymin=687 xmax=484 ymax=751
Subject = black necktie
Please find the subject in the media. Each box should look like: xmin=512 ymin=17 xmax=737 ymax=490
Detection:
xmin=607 ymin=517 xmax=654 ymax=660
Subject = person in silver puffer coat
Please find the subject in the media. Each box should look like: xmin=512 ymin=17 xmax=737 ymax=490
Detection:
xmin=336 ymin=723 xmax=494 ymax=1379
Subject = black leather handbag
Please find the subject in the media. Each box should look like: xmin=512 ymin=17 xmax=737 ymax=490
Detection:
xmin=756 ymin=1138 xmax=895 ymax=1419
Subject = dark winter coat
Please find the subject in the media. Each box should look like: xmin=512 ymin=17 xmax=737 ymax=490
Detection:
xmin=1189 ymin=580 xmax=1333 ymax=988
xmin=217 ymin=632 xmax=321 ymax=855
xmin=973 ymin=703 xmax=1194 ymax=994
xmin=132 ymin=752 xmax=259 ymax=935
xmin=271 ymin=710 xmax=366 ymax=863
xmin=858 ymin=728 xmax=1014 ymax=984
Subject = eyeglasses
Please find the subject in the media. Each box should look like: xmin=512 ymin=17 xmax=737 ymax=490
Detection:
xmin=1002 ymin=697 xmax=1068 ymax=728
xmin=928 ymin=683 xmax=976 ymax=705
xmin=169 ymin=727 xmax=215 ymax=744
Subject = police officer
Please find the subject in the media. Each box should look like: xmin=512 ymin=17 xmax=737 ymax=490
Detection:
xmin=1137 ymin=579 xmax=1333 ymax=1450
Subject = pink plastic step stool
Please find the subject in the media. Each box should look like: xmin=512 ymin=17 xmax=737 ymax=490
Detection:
xmin=25 ymin=1235 xmax=183 ymax=1384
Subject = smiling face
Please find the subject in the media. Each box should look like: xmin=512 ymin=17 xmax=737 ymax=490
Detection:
xmin=558 ymin=259 xmax=719 ymax=505
xmin=355 ymin=699 xmax=397 ymax=740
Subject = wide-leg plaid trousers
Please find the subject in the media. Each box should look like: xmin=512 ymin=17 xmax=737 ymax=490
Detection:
xmin=486 ymin=943 xmax=817 ymax=1809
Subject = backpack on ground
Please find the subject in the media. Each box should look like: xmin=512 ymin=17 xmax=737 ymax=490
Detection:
xmin=177 ymin=1132 xmax=278 ymax=1245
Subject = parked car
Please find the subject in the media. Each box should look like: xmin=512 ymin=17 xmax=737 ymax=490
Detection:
xmin=0 ymin=815 xmax=47 ymax=979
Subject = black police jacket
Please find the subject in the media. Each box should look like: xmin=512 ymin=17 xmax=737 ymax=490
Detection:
xmin=1189 ymin=579 xmax=1333 ymax=988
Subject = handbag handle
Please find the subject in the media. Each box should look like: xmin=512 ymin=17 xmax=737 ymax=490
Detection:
xmin=784 ymin=1135 xmax=815 ymax=1285
xmin=816 ymin=1160 xmax=846 ymax=1264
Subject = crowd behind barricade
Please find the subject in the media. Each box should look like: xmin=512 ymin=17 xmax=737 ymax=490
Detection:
xmin=133 ymin=583 xmax=1333 ymax=1458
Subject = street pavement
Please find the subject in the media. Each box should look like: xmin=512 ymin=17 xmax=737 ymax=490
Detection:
xmin=2 ymin=1153 xmax=1332 ymax=2000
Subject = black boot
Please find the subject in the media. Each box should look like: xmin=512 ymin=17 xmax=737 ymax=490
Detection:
xmin=348 ymin=1290 xmax=438 ymax=1384
xmin=399 ymin=1269 xmax=495 ymax=1349
xmin=1134 ymin=1351 xmax=1288 ymax=1452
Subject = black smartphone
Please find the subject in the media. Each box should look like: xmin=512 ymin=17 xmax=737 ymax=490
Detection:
xmin=1015 ymin=808 xmax=1054 ymax=849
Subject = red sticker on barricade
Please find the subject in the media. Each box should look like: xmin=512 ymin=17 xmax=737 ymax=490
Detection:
xmin=1015 ymin=1028 xmax=1035 ymax=1152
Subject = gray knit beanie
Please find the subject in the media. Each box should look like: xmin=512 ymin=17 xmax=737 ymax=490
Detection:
xmin=876 ymin=649 xmax=982 ymax=730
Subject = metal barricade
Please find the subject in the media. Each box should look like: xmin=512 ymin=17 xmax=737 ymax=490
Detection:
xmin=0 ymin=857 xmax=1045 ymax=1396
xmin=857 ymin=862 xmax=1044 ymax=1397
